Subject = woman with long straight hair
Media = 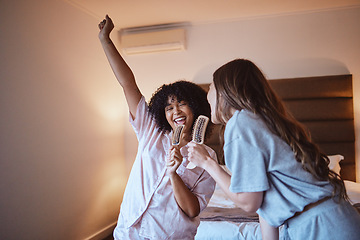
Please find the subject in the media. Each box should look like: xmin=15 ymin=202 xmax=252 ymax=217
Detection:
xmin=188 ymin=59 xmax=360 ymax=239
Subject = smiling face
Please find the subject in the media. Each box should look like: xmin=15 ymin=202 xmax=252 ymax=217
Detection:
xmin=165 ymin=96 xmax=194 ymax=138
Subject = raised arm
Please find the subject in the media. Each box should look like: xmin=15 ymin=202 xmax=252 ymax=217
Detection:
xmin=98 ymin=15 xmax=142 ymax=119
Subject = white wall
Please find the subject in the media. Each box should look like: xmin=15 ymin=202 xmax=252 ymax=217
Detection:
xmin=1 ymin=0 xmax=359 ymax=239
xmin=0 ymin=0 xmax=127 ymax=239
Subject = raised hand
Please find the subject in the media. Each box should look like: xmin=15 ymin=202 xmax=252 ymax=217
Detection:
xmin=187 ymin=141 xmax=212 ymax=169
xmin=98 ymin=15 xmax=114 ymax=40
xmin=166 ymin=146 xmax=183 ymax=174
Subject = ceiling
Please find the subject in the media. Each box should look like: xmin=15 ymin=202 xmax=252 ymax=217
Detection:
xmin=65 ymin=0 xmax=360 ymax=30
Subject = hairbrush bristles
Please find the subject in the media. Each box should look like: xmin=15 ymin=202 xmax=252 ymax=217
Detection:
xmin=191 ymin=115 xmax=209 ymax=144
xmin=172 ymin=125 xmax=184 ymax=146
xmin=187 ymin=115 xmax=209 ymax=169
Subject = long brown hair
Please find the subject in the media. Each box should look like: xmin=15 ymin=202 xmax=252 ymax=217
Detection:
xmin=213 ymin=59 xmax=347 ymax=201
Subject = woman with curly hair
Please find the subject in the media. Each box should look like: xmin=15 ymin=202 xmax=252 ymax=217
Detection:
xmin=188 ymin=59 xmax=360 ymax=240
xmin=98 ymin=15 xmax=216 ymax=240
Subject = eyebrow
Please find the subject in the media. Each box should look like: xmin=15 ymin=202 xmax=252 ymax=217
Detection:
xmin=166 ymin=97 xmax=186 ymax=106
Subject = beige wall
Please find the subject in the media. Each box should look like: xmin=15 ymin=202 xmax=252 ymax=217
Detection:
xmin=1 ymin=0 xmax=359 ymax=239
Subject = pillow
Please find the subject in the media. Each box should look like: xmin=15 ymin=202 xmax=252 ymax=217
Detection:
xmin=208 ymin=165 xmax=237 ymax=208
xmin=208 ymin=185 xmax=237 ymax=208
xmin=344 ymin=180 xmax=360 ymax=204
xmin=327 ymin=154 xmax=344 ymax=175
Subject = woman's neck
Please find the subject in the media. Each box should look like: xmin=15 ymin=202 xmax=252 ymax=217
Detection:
xmin=221 ymin=106 xmax=238 ymax=124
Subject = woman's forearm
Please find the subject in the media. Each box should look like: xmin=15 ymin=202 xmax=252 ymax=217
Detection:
xmin=203 ymin=159 xmax=263 ymax=212
xmin=100 ymin=36 xmax=135 ymax=88
xmin=169 ymin=172 xmax=200 ymax=218
xmin=100 ymin=37 xmax=141 ymax=115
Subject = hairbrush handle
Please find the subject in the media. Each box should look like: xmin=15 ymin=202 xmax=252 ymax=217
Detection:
xmin=186 ymin=162 xmax=197 ymax=169
xmin=169 ymin=125 xmax=184 ymax=168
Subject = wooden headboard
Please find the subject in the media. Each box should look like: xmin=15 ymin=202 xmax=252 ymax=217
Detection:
xmin=201 ymin=74 xmax=356 ymax=181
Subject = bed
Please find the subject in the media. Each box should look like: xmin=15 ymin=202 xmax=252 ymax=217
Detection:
xmin=195 ymin=74 xmax=360 ymax=240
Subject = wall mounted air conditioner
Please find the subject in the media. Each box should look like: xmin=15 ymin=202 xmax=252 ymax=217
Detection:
xmin=119 ymin=23 xmax=187 ymax=55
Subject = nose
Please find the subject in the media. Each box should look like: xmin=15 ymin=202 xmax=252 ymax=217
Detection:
xmin=173 ymin=105 xmax=181 ymax=114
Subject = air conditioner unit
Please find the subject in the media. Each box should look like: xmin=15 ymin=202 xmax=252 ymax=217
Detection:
xmin=119 ymin=24 xmax=186 ymax=55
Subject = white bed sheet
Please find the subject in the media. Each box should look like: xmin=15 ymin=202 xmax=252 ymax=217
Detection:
xmin=195 ymin=221 xmax=262 ymax=240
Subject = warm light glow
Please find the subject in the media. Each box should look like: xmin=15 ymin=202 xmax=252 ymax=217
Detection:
xmin=94 ymin=99 xmax=124 ymax=121
xmin=74 ymin=76 xmax=128 ymax=133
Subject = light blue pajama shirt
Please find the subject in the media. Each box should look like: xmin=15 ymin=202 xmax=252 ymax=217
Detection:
xmin=224 ymin=110 xmax=360 ymax=240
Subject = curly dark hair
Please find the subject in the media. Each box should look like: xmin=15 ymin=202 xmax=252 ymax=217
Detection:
xmin=148 ymin=80 xmax=212 ymax=138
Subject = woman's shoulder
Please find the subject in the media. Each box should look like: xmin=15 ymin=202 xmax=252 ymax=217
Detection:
xmin=132 ymin=96 xmax=167 ymax=139
xmin=229 ymin=109 xmax=265 ymax=130
xmin=225 ymin=109 xmax=273 ymax=144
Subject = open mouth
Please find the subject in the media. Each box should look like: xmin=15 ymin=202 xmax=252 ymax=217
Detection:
xmin=174 ymin=116 xmax=186 ymax=125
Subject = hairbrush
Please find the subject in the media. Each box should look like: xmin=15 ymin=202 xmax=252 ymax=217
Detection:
xmin=172 ymin=124 xmax=184 ymax=146
xmin=192 ymin=115 xmax=209 ymax=144
xmin=186 ymin=115 xmax=210 ymax=169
